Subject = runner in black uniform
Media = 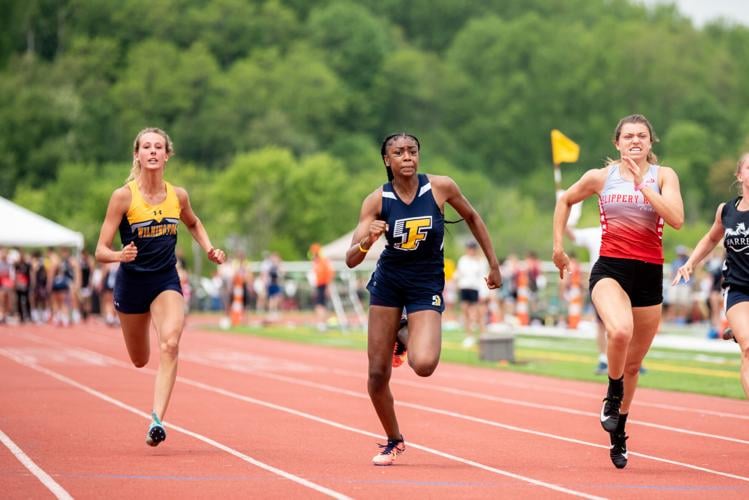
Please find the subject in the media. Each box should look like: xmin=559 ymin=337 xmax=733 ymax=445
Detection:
xmin=674 ymin=152 xmax=749 ymax=398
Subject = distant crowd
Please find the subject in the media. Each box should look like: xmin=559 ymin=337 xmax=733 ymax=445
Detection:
xmin=0 ymin=246 xmax=189 ymax=327
xmin=0 ymin=244 xmax=726 ymax=338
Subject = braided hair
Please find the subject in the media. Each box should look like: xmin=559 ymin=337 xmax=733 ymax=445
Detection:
xmin=380 ymin=132 xmax=420 ymax=182
xmin=380 ymin=132 xmax=462 ymax=224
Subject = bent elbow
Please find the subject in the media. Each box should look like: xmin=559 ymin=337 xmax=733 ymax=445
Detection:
xmin=670 ymin=218 xmax=684 ymax=230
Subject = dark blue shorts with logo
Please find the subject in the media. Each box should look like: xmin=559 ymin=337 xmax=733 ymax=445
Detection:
xmin=114 ymin=266 xmax=182 ymax=314
xmin=366 ymin=268 xmax=444 ymax=314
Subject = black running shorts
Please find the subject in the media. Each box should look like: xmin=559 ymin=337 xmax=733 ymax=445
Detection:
xmin=589 ymin=256 xmax=663 ymax=307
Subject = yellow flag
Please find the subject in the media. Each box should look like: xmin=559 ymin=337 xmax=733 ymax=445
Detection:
xmin=551 ymin=129 xmax=580 ymax=165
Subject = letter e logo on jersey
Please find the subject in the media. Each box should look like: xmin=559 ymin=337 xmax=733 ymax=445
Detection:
xmin=393 ymin=216 xmax=432 ymax=251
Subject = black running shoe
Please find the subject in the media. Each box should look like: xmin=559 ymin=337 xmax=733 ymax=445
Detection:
xmin=723 ymin=328 xmax=738 ymax=343
xmin=609 ymin=432 xmax=628 ymax=469
xmin=600 ymin=395 xmax=622 ymax=433
xmin=392 ymin=317 xmax=408 ymax=368
xmin=145 ymin=412 xmax=167 ymax=447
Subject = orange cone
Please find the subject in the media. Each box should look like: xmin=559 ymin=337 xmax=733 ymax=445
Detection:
xmin=516 ymin=269 xmax=530 ymax=326
xmin=567 ymin=260 xmax=583 ymax=329
xmin=230 ymin=273 xmax=244 ymax=326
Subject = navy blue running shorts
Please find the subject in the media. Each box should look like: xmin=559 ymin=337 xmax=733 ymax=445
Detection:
xmin=113 ymin=266 xmax=182 ymax=314
xmin=367 ymin=274 xmax=445 ymax=314
xmin=725 ymin=285 xmax=749 ymax=312
xmin=589 ymin=256 xmax=662 ymax=307
xmin=314 ymin=284 xmax=328 ymax=307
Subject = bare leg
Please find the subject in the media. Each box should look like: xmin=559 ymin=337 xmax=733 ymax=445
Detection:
xmin=367 ymin=305 xmax=402 ymax=439
xmin=147 ymin=290 xmax=185 ymax=421
xmin=406 ymin=309 xmax=443 ymax=376
xmin=591 ymin=278 xmax=633 ymax=379
xmin=620 ymin=305 xmax=660 ymax=413
xmin=117 ymin=311 xmax=152 ymax=367
xmin=727 ymin=304 xmax=749 ymax=398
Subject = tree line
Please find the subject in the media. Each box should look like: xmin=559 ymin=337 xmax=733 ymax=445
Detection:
xmin=2 ymin=0 xmax=748 ymax=263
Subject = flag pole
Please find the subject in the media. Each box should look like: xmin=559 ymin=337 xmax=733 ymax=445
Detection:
xmin=553 ymin=163 xmax=561 ymax=193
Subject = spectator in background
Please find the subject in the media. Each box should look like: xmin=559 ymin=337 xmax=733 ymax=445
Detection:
xmin=442 ymin=256 xmax=458 ymax=325
xmin=30 ymin=250 xmax=49 ymax=323
xmin=265 ymin=252 xmax=284 ymax=322
xmin=0 ymin=248 xmax=13 ymax=323
xmin=666 ymin=245 xmax=691 ymax=323
xmin=309 ymin=243 xmax=334 ymax=331
xmin=14 ymin=250 xmax=31 ymax=323
xmin=78 ymin=249 xmax=94 ymax=322
xmin=455 ymin=240 xmax=488 ymax=347
xmin=49 ymin=247 xmax=76 ymax=326
xmin=705 ymin=249 xmax=725 ymax=339
xmin=525 ymin=250 xmax=542 ymax=321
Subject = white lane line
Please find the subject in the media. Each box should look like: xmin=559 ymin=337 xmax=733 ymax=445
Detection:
xmin=13 ymin=332 xmax=749 ymax=487
xmin=15 ymin=327 xmax=749 ymax=421
xmin=179 ymin=347 xmax=749 ymax=446
xmin=177 ymin=376 xmax=605 ymax=499
xmin=179 ymin=354 xmax=749 ymax=483
xmin=2 ymin=339 xmax=604 ymax=499
xmin=0 ymin=349 xmax=350 ymax=500
xmin=10 ymin=330 xmax=749 ymax=443
xmin=0 ymin=428 xmax=74 ymax=500
xmin=441 ymin=371 xmax=749 ymax=421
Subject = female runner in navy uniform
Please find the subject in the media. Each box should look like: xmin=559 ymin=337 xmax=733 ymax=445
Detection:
xmin=346 ymin=133 xmax=502 ymax=465
xmin=673 ymin=152 xmax=749 ymax=398
xmin=95 ymin=127 xmax=225 ymax=446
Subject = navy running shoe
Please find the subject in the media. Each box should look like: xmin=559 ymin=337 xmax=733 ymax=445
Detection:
xmin=609 ymin=432 xmax=628 ymax=469
xmin=723 ymin=327 xmax=737 ymax=343
xmin=145 ymin=412 xmax=166 ymax=447
xmin=600 ymin=395 xmax=622 ymax=433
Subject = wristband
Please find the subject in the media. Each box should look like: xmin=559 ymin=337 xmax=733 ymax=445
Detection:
xmin=358 ymin=242 xmax=370 ymax=253
xmin=634 ymin=182 xmax=646 ymax=191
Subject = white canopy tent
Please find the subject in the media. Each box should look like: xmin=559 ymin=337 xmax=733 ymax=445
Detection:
xmin=321 ymin=230 xmax=386 ymax=262
xmin=0 ymin=196 xmax=84 ymax=249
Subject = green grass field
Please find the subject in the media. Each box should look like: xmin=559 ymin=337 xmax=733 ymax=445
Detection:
xmin=214 ymin=322 xmax=745 ymax=400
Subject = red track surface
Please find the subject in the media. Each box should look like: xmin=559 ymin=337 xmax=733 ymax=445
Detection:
xmin=1 ymin=318 xmax=748 ymax=499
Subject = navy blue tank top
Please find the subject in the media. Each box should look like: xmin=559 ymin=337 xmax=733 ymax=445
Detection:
xmin=376 ymin=174 xmax=445 ymax=283
xmin=721 ymin=197 xmax=749 ymax=289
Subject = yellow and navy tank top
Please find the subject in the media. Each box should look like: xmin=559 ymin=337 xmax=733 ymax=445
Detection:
xmin=118 ymin=180 xmax=181 ymax=273
xmin=376 ymin=173 xmax=445 ymax=283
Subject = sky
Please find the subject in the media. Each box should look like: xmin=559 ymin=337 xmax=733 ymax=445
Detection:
xmin=639 ymin=0 xmax=749 ymax=27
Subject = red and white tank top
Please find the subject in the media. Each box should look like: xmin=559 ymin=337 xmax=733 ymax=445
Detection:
xmin=598 ymin=164 xmax=664 ymax=264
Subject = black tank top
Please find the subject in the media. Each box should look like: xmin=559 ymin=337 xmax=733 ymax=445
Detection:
xmin=377 ymin=173 xmax=445 ymax=282
xmin=721 ymin=197 xmax=749 ymax=289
